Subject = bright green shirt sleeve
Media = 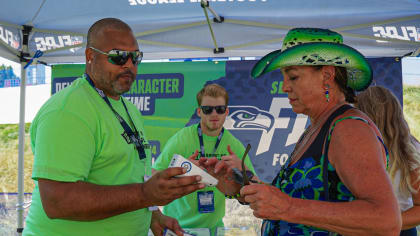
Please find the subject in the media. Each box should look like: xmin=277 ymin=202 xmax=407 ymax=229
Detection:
xmin=31 ymin=109 xmax=95 ymax=182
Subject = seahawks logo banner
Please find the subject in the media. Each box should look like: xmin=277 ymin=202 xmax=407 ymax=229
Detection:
xmin=52 ymin=58 xmax=402 ymax=182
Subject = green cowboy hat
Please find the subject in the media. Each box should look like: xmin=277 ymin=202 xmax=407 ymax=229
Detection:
xmin=251 ymin=28 xmax=372 ymax=91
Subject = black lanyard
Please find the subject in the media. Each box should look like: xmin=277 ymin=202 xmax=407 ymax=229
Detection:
xmin=197 ymin=123 xmax=224 ymax=158
xmin=85 ymin=74 xmax=147 ymax=159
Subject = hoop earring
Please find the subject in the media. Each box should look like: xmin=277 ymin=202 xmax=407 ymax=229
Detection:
xmin=324 ymin=84 xmax=330 ymax=102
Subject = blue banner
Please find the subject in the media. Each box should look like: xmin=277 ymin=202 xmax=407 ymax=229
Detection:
xmin=52 ymin=58 xmax=402 ymax=182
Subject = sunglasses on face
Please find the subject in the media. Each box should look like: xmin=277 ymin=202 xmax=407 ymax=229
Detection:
xmin=200 ymin=105 xmax=227 ymax=115
xmin=89 ymin=47 xmax=143 ymax=66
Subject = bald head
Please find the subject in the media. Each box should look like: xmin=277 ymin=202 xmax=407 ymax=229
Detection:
xmin=87 ymin=18 xmax=133 ymax=48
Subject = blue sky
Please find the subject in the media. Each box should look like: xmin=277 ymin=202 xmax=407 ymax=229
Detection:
xmin=402 ymin=57 xmax=420 ymax=86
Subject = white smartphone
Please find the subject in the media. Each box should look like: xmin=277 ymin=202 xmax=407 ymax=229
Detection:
xmin=169 ymin=154 xmax=218 ymax=187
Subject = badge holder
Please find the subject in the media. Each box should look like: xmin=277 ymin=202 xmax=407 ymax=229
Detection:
xmin=197 ymin=191 xmax=215 ymax=213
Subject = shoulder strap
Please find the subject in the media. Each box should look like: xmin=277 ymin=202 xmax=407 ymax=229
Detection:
xmin=322 ymin=113 xmax=388 ymax=202
xmin=324 ymin=115 xmax=389 ymax=169
xmin=320 ymin=105 xmax=354 ymax=201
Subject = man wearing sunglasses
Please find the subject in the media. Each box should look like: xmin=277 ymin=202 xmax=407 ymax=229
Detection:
xmin=153 ymin=84 xmax=256 ymax=235
xmin=24 ymin=18 xmax=204 ymax=236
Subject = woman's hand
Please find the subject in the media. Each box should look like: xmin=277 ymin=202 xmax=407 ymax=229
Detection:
xmin=241 ymin=183 xmax=292 ymax=220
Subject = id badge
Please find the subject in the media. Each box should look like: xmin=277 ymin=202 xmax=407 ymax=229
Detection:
xmin=197 ymin=191 xmax=214 ymax=213
xmin=144 ymin=175 xmax=158 ymax=211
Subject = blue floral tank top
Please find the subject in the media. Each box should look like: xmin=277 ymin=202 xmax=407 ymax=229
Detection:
xmin=262 ymin=105 xmax=383 ymax=236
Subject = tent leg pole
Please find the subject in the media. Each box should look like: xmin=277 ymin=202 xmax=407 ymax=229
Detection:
xmin=17 ymin=60 xmax=27 ymax=235
xmin=17 ymin=24 xmax=32 ymax=236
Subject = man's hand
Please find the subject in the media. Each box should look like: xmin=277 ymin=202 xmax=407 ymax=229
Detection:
xmin=221 ymin=145 xmax=243 ymax=170
xmin=150 ymin=210 xmax=184 ymax=236
xmin=142 ymin=167 xmax=205 ymax=206
xmin=187 ymin=150 xmax=200 ymax=165
xmin=197 ymin=156 xmax=241 ymax=196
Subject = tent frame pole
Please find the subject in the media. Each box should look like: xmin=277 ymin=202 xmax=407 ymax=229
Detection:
xmin=200 ymin=0 xmax=224 ymax=54
xmin=16 ymin=25 xmax=32 ymax=236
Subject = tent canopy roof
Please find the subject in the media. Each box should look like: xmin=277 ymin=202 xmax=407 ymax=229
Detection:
xmin=1 ymin=0 xmax=420 ymax=64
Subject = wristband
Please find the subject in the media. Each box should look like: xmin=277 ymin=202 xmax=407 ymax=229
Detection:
xmin=225 ymin=193 xmax=241 ymax=199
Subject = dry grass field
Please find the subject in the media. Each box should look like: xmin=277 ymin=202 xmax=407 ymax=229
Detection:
xmin=403 ymin=86 xmax=420 ymax=140
xmin=223 ymin=199 xmax=263 ymax=235
xmin=0 ymin=123 xmax=34 ymax=193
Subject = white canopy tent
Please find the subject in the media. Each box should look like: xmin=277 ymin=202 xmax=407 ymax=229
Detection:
xmin=1 ymin=0 xmax=420 ymax=63
xmin=1 ymin=0 xmax=419 ymax=234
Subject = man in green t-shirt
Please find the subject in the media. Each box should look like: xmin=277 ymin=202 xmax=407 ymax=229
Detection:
xmin=23 ymin=18 xmax=205 ymax=236
xmin=153 ymin=84 xmax=257 ymax=235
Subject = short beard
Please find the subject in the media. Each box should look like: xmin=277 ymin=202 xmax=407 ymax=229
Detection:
xmin=112 ymin=70 xmax=136 ymax=95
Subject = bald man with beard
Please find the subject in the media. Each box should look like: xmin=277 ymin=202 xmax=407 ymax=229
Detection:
xmin=23 ymin=18 xmax=204 ymax=236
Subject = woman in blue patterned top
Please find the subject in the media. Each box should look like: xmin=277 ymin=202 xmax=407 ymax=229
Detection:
xmin=201 ymin=28 xmax=401 ymax=235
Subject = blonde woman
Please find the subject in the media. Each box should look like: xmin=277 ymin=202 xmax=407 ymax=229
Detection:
xmin=357 ymin=85 xmax=420 ymax=236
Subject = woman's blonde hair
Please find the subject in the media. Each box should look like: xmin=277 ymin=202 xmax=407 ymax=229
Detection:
xmin=356 ymin=86 xmax=420 ymax=195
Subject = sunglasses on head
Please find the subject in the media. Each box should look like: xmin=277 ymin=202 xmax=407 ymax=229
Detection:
xmin=200 ymin=105 xmax=227 ymax=115
xmin=90 ymin=47 xmax=143 ymax=66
